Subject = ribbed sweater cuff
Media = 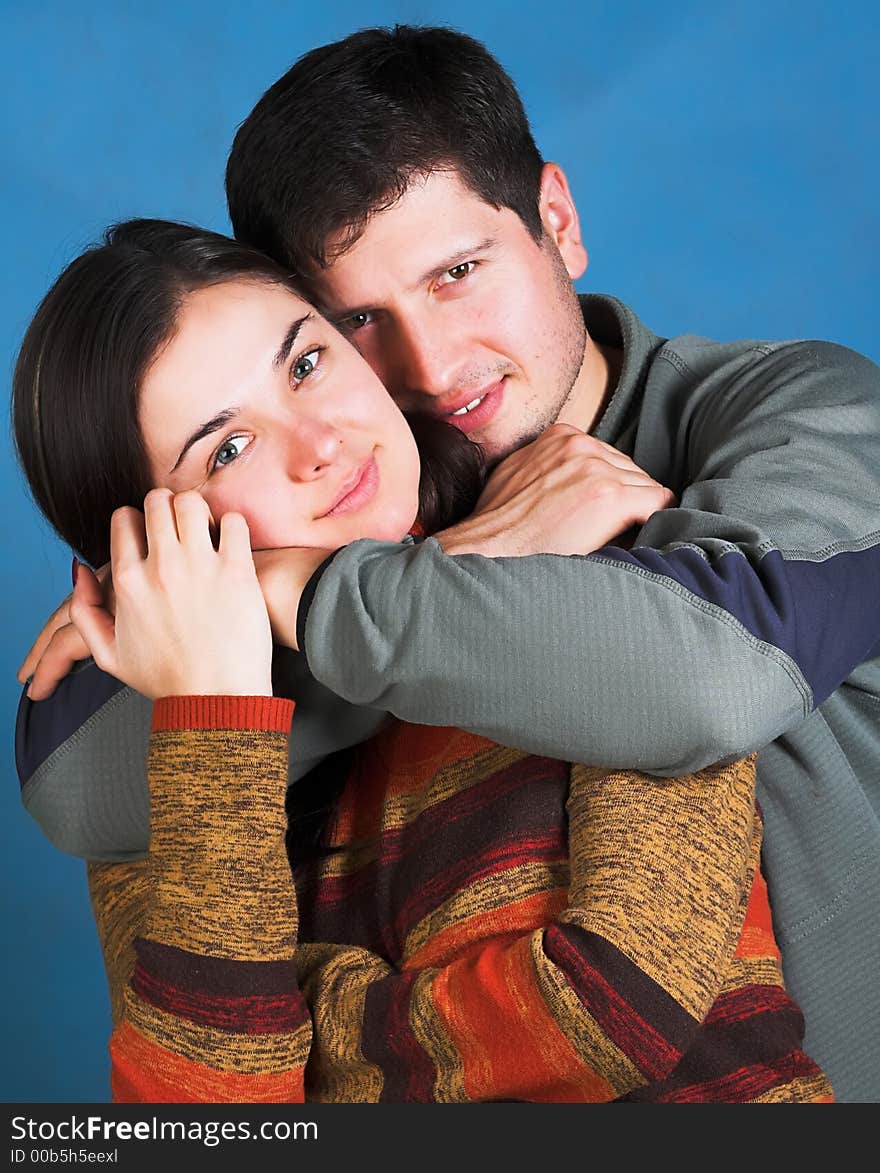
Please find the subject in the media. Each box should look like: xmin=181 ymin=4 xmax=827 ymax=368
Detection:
xmin=151 ymin=695 xmax=295 ymax=733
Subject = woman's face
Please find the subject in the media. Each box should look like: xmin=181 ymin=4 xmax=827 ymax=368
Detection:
xmin=138 ymin=279 xmax=422 ymax=550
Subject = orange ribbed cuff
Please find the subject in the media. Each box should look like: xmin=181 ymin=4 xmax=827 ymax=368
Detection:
xmin=151 ymin=695 xmax=295 ymax=733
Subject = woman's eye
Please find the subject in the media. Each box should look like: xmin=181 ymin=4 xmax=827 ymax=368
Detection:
xmin=212 ymin=434 xmax=251 ymax=471
xmin=292 ymin=348 xmax=322 ymax=382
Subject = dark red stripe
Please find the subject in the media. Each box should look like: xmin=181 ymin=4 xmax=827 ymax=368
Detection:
xmin=359 ymin=972 xmax=437 ymax=1102
xmin=620 ymin=985 xmax=819 ymax=1101
xmin=544 ymin=924 xmax=689 ymax=1078
xmin=643 ymin=1050 xmax=825 ymax=1103
xmin=300 ymin=759 xmax=569 ymax=955
xmin=703 ymin=982 xmax=798 ymax=1026
xmin=134 ymin=938 xmax=299 ymax=996
xmin=132 ymin=960 xmax=308 ymax=1034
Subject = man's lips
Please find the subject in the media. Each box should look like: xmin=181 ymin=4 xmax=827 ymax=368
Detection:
xmin=442 ymin=379 xmax=506 ymax=435
xmin=322 ymin=455 xmax=380 ymax=517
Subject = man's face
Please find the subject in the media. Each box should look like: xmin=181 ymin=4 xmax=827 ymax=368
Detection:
xmin=309 ymin=168 xmax=592 ymax=465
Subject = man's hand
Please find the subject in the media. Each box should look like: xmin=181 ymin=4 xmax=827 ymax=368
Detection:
xmin=252 ymin=546 xmax=337 ymax=652
xmin=18 ymin=562 xmax=113 ymax=701
xmin=436 ymin=423 xmax=676 ymax=557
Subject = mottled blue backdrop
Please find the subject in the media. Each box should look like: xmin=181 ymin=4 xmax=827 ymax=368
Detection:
xmin=1 ymin=0 xmax=877 ymax=1102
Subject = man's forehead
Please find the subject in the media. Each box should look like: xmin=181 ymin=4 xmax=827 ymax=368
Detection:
xmin=309 ymin=170 xmax=517 ymax=311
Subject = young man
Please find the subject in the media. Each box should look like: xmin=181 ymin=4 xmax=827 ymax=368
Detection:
xmin=17 ymin=26 xmax=880 ymax=1101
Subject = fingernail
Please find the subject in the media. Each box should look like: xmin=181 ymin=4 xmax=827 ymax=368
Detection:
xmin=71 ymin=556 xmax=79 ymax=587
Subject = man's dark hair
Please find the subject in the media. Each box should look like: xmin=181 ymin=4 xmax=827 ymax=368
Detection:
xmin=225 ymin=24 xmax=546 ymax=274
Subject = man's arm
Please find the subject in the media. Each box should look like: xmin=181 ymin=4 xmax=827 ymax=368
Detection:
xmin=14 ymin=435 xmax=672 ymax=861
xmin=16 ymin=339 xmax=880 ymax=853
xmin=16 ymin=657 xmax=388 ymax=861
xmin=298 ymin=340 xmax=880 ymax=775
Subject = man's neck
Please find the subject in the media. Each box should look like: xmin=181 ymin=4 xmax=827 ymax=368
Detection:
xmin=556 ymin=335 xmax=623 ymax=435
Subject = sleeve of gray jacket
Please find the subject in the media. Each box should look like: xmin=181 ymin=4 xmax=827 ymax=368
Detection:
xmin=17 ymin=648 xmax=388 ymax=861
xmin=301 ymin=341 xmax=880 ymax=775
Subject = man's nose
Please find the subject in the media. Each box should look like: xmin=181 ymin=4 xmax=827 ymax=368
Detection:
xmin=388 ymin=315 xmax=459 ymax=401
xmin=284 ymin=419 xmax=342 ymax=481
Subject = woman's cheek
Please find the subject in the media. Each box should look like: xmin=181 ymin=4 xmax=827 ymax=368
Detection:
xmin=206 ymin=486 xmax=270 ymax=549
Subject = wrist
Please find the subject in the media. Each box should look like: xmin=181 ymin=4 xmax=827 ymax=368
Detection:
xmin=255 ymin=547 xmax=336 ymax=651
xmin=434 ymin=516 xmax=503 ymax=557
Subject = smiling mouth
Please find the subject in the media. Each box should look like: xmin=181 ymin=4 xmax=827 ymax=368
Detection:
xmin=322 ymin=455 xmax=380 ymax=517
xmin=443 ymin=379 xmax=506 ymax=434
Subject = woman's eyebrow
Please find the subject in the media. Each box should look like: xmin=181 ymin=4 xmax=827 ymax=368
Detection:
xmin=170 ymin=313 xmax=315 ymax=473
xmin=273 ymin=312 xmax=313 ymax=369
xmin=171 ymin=408 xmax=239 ymax=473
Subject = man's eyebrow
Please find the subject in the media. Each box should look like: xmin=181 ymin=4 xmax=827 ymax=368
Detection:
xmin=326 ymin=240 xmax=499 ymax=319
xmin=415 ymin=237 xmax=497 ymax=290
xmin=171 ymin=313 xmax=313 ymax=473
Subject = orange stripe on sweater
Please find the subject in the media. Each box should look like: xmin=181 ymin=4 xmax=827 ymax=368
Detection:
xmin=110 ymin=1021 xmax=303 ymax=1103
xmin=151 ymin=695 xmax=294 ymax=734
xmin=433 ymin=934 xmax=615 ymax=1102
xmin=735 ymin=866 xmax=781 ymax=960
xmin=362 ymin=722 xmax=497 ymax=796
xmin=405 ymin=888 xmax=569 ymax=970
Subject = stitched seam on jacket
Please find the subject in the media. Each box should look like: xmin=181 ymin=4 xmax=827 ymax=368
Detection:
xmin=656 ymin=342 xmax=776 ymax=380
xmin=20 ymin=685 xmax=141 ymax=805
xmin=588 ymin=553 xmax=813 ymax=714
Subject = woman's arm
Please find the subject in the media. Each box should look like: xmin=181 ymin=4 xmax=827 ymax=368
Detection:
xmin=296 ymin=756 xmax=822 ymax=1102
xmin=102 ymin=694 xmax=310 ymax=1103
xmin=103 ymin=716 xmax=829 ymax=1102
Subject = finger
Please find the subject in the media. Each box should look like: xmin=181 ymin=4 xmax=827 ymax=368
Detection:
xmin=616 ymin=484 xmax=679 ymax=528
xmin=26 ymin=623 xmax=93 ymax=701
xmin=173 ymin=490 xmax=216 ymax=552
xmin=110 ymin=505 xmax=149 ymax=573
xmin=142 ymin=487 xmax=179 ymax=558
xmin=217 ymin=511 xmax=254 ymax=562
xmin=539 ymin=425 xmax=641 ymax=468
xmin=567 ymin=434 xmax=643 ymax=473
xmin=74 ymin=561 xmax=107 ymax=608
xmin=68 ymin=564 xmax=119 ymax=680
xmin=18 ymin=595 xmax=73 ymax=682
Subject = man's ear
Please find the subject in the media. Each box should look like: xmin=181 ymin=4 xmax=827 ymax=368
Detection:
xmin=538 ymin=162 xmax=588 ymax=280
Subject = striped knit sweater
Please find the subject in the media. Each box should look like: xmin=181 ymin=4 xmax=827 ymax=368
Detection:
xmin=88 ymin=695 xmax=834 ymax=1103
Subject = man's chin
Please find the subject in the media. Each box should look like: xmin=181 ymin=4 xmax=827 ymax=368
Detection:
xmin=479 ymin=424 xmax=545 ymax=469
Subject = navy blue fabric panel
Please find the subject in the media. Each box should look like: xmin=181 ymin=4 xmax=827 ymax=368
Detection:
xmin=593 ymin=543 xmax=880 ymax=707
xmin=15 ymin=664 xmax=127 ymax=789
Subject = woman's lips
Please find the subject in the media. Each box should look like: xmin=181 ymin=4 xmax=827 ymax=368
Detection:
xmin=323 ymin=455 xmax=380 ymax=517
xmin=444 ymin=378 xmax=505 ymax=434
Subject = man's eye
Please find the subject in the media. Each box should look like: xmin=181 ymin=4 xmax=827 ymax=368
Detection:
xmin=292 ymin=348 xmax=322 ymax=382
xmin=438 ymin=261 xmax=475 ymax=286
xmin=212 ymin=435 xmax=251 ymax=471
xmin=341 ymin=312 xmax=372 ymax=333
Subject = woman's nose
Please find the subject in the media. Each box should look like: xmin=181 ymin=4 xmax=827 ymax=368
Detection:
xmin=284 ymin=419 xmax=343 ymax=481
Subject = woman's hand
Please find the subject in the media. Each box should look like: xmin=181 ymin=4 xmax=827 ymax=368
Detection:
xmin=70 ymin=488 xmax=273 ymax=700
xmin=436 ymin=423 xmax=677 ymax=557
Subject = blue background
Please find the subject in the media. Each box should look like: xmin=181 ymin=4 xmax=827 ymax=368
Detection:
xmin=1 ymin=1 xmax=877 ymax=1102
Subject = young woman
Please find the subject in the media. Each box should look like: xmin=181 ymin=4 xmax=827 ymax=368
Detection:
xmin=12 ymin=219 xmax=833 ymax=1103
